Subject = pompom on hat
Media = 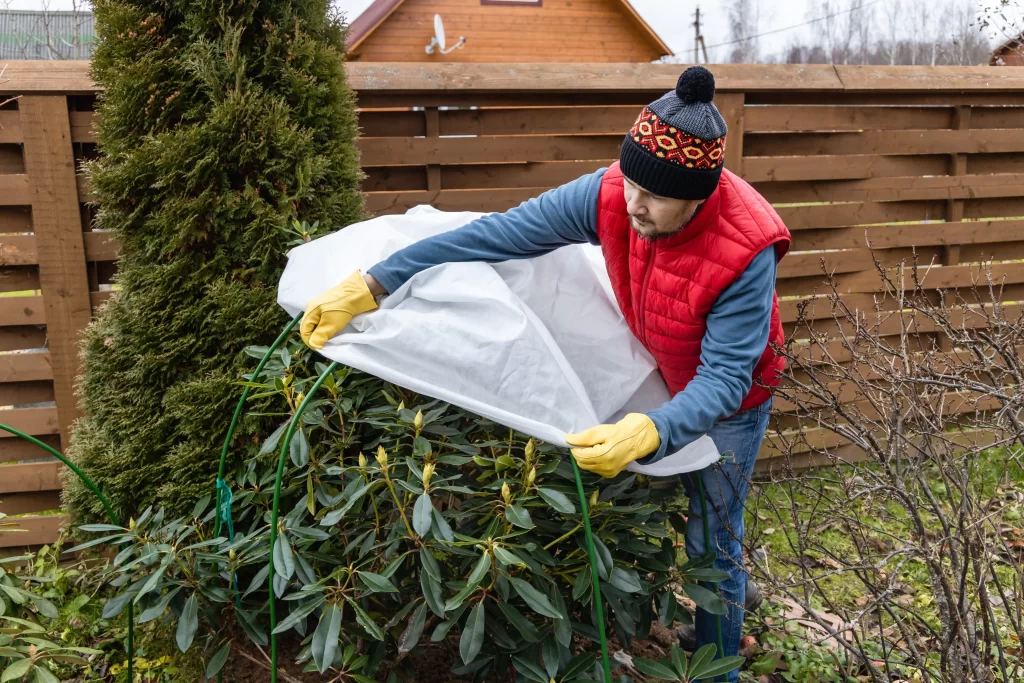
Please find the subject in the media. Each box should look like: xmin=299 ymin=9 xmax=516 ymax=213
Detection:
xmin=619 ymin=66 xmax=728 ymax=201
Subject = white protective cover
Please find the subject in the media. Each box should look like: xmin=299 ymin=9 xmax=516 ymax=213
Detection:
xmin=277 ymin=206 xmax=719 ymax=476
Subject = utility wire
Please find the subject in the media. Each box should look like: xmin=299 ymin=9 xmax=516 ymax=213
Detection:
xmin=702 ymin=0 xmax=885 ymax=50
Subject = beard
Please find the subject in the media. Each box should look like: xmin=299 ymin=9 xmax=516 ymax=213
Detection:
xmin=629 ymin=215 xmax=687 ymax=241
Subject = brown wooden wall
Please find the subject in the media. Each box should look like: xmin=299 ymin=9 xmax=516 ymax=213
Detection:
xmin=1 ymin=61 xmax=1022 ymax=546
xmin=349 ymin=0 xmax=668 ymax=63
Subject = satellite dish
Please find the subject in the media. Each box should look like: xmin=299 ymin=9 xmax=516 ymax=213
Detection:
xmin=425 ymin=13 xmax=466 ymax=55
xmin=434 ymin=14 xmax=447 ymax=51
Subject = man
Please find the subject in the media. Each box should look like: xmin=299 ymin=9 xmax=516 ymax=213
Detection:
xmin=300 ymin=66 xmax=789 ymax=675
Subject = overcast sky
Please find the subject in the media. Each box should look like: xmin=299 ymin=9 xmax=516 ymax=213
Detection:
xmin=4 ymin=0 xmax=1015 ymax=61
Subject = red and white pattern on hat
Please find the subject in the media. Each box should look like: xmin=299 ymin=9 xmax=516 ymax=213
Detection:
xmin=630 ymin=106 xmax=726 ymax=170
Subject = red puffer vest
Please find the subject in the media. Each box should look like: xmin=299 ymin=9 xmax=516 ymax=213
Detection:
xmin=596 ymin=162 xmax=791 ymax=412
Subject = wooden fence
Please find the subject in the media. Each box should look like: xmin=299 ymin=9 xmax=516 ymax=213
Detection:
xmin=1 ymin=61 xmax=1023 ymax=546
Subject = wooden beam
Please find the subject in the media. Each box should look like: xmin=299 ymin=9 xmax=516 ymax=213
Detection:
xmin=0 ymin=435 xmax=61 ymax=463
xmin=19 ymin=96 xmax=93 ymax=450
xmin=0 ymin=461 xmax=61 ymax=494
xmin=0 ymin=514 xmax=67 ymax=548
xmin=0 ymin=407 xmax=60 ymax=436
xmin=0 ymin=490 xmax=62 ymax=516
xmin=717 ymin=93 xmax=745 ymax=176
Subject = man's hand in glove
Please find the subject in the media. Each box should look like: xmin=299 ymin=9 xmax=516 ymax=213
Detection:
xmin=300 ymin=270 xmax=382 ymax=350
xmin=566 ymin=413 xmax=660 ymax=478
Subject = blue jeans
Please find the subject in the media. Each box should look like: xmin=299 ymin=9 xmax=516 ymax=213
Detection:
xmin=682 ymin=398 xmax=771 ymax=682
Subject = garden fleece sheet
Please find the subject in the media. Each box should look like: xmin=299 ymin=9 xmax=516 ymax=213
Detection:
xmin=277 ymin=206 xmax=719 ymax=476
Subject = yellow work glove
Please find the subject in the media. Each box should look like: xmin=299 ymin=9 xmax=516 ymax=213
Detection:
xmin=566 ymin=413 xmax=661 ymax=478
xmin=300 ymin=270 xmax=378 ymax=350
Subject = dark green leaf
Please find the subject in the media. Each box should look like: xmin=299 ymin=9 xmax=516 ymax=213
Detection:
xmin=633 ymin=657 xmax=680 ymax=681
xmin=561 ymin=652 xmax=597 ymax=680
xmin=549 ymin=585 xmax=572 ymax=648
xmin=413 ymin=494 xmax=433 ymax=537
xmin=505 ymin=504 xmax=534 ymax=529
xmin=511 ymin=655 xmax=549 ymax=683
xmin=235 ymin=607 xmax=268 ymax=647
xmin=176 ymin=593 xmax=198 ymax=653
xmin=689 ymin=656 xmax=747 ymax=681
xmin=468 ymin=552 xmax=492 ymax=585
xmin=599 ymin=474 xmax=637 ymax=502
xmin=290 ymin=427 xmax=310 ymax=467
xmin=431 ymin=602 xmax=469 ymax=642
xmin=542 ymin=637 xmax=560 ymax=678
xmin=138 ymin=587 xmax=181 ymax=624
xmin=347 ymin=598 xmax=385 ymax=641
xmin=206 ymin=641 xmax=231 ymax=679
xmin=420 ymin=549 xmax=441 ymax=581
xmin=431 ymin=507 xmax=455 ymax=542
xmin=459 ymin=601 xmax=486 ymax=665
xmin=398 ymin=603 xmax=428 ymax=654
xmin=509 ymin=577 xmax=561 ymax=619
xmin=537 ymin=487 xmax=576 ymax=514
xmin=312 ymin=604 xmax=342 ymax=673
xmin=413 ymin=436 xmax=432 ymax=458
xmin=609 ymin=567 xmax=643 ymax=594
xmin=493 ymin=546 xmax=526 ymax=568
xmin=572 ymin=568 xmax=592 ymax=602
xmin=420 ymin=569 xmax=445 ymax=618
xmin=359 ymin=571 xmax=399 ymax=594
xmin=749 ymin=653 xmax=781 ymax=675
xmin=686 ymin=643 xmax=715 ymax=677
xmin=102 ymin=591 xmax=133 ymax=619
xmin=494 ymin=601 xmax=540 ymax=642
xmin=685 ymin=568 xmax=731 ymax=583
xmin=683 ymin=583 xmax=727 ymax=616
xmin=273 ymin=598 xmax=325 ymax=635
xmin=273 ymin=534 xmax=295 ymax=581
xmin=260 ymin=423 xmax=288 ymax=455
xmin=671 ymin=644 xmax=688 ymax=678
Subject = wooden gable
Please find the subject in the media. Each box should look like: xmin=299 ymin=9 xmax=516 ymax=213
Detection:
xmin=346 ymin=0 xmax=670 ymax=63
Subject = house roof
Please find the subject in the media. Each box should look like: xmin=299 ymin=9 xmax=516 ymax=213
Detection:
xmin=344 ymin=0 xmax=672 ymax=56
xmin=990 ymin=33 xmax=1022 ymax=64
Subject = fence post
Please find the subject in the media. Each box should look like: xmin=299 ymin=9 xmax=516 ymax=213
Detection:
xmin=717 ymin=92 xmax=745 ymax=177
xmin=20 ymin=95 xmax=92 ymax=451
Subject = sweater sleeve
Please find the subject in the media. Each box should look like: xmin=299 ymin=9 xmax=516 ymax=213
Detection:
xmin=641 ymin=246 xmax=778 ymax=463
xmin=366 ymin=169 xmax=606 ymax=294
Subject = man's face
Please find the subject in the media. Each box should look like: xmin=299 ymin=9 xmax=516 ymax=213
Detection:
xmin=623 ymin=176 xmax=701 ymax=240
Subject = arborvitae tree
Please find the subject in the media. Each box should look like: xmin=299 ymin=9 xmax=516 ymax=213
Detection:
xmin=64 ymin=0 xmax=363 ymax=520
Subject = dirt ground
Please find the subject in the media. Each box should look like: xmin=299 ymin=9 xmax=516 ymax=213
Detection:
xmin=222 ymin=621 xmax=680 ymax=682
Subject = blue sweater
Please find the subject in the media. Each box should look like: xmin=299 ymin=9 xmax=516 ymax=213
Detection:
xmin=368 ymin=168 xmax=777 ymax=463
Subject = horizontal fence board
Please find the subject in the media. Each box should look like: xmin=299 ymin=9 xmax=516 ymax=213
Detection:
xmin=0 ymin=490 xmax=62 ymax=516
xmin=358 ymin=135 xmax=622 ymax=166
xmin=0 ymin=354 xmax=53 ymax=383
xmin=0 ymin=435 xmax=61 ymax=462
xmin=0 ymin=296 xmax=45 ymax=326
xmin=0 ymin=111 xmax=20 ymax=143
xmin=0 ymin=235 xmax=38 ymax=266
xmin=69 ymin=111 xmax=96 ymax=143
xmin=83 ymin=231 xmax=118 ymax=261
xmin=793 ymin=219 xmax=1024 ymax=251
xmin=0 ymin=381 xmax=55 ymax=407
xmin=745 ymin=92 xmax=1024 ymax=107
xmin=441 ymin=106 xmax=638 ymax=137
xmin=365 ymin=187 xmax=543 ymax=214
xmin=744 ymin=154 xmax=948 ymax=183
xmin=0 ymin=461 xmax=60 ymax=494
xmin=0 ymin=328 xmax=47 ymax=353
xmin=776 ymin=200 xmax=947 ymax=231
xmin=0 ymin=267 xmax=42 ymax=293
xmin=745 ymin=129 xmax=1024 ymax=157
xmin=0 ymin=207 xmax=32 ymax=232
xmin=0 ymin=515 xmax=66 ymax=548
xmin=0 ymin=406 xmax=59 ymax=436
xmin=753 ymin=173 xmax=1024 ymax=204
xmin=0 ymin=175 xmax=31 ymax=207
xmin=743 ymin=105 xmax=956 ymax=132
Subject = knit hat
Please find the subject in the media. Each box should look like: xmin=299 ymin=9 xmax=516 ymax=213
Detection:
xmin=619 ymin=66 xmax=728 ymax=201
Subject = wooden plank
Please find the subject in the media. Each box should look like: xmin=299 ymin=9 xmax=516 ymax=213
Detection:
xmin=745 ymin=128 xmax=1024 ymax=157
xmin=0 ymin=406 xmax=60 ymax=436
xmin=0 ymin=356 xmax=51 ymax=382
xmin=717 ymin=93 xmax=745 ymax=175
xmin=68 ymin=111 xmax=97 ymax=143
xmin=439 ymin=106 xmax=639 ymax=137
xmin=346 ymin=62 xmax=847 ymax=94
xmin=0 ymin=207 xmax=32 ymax=232
xmin=753 ymin=172 xmax=1024 ymax=204
xmin=358 ymin=110 xmax=425 ymax=138
xmin=0 ymin=435 xmax=60 ymax=462
xmin=965 ymin=196 xmax=1024 ymax=219
xmin=83 ymin=231 xmax=118 ymax=261
xmin=743 ymin=105 xmax=955 ymax=132
xmin=745 ymin=154 xmax=948 ymax=183
xmin=90 ymin=290 xmax=115 ymax=309
xmin=0 ymin=461 xmax=60 ymax=494
xmin=0 ymin=296 xmax=45 ymax=326
xmin=19 ymin=96 xmax=93 ymax=450
xmin=357 ymin=134 xmax=622 ymax=167
xmin=969 ymin=153 xmax=1024 ymax=175
xmin=970 ymin=107 xmax=1024 ymax=129
xmin=0 ymin=61 xmax=94 ymax=94
xmin=0 ymin=381 xmax=55 ymax=407
xmin=365 ymin=187 xmax=544 ymax=215
xmin=0 ymin=515 xmax=66 ymax=548
xmin=0 ymin=235 xmax=38 ymax=266
xmin=0 ymin=328 xmax=47 ymax=353
xmin=0 ymin=111 xmax=21 ymax=143
xmin=362 ymin=166 xmax=427 ymax=193
xmin=833 ymin=64 xmax=1024 ymax=91
xmin=792 ymin=219 xmax=1024 ymax=251
xmin=746 ymin=92 xmax=1024 ymax=107
xmin=441 ymin=160 xmax=605 ymax=190
xmin=0 ymin=490 xmax=62 ymax=516
xmin=776 ymin=200 xmax=946 ymax=231
xmin=0 ymin=175 xmax=31 ymax=206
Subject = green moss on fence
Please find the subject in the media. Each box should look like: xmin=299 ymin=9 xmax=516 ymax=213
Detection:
xmin=64 ymin=0 xmax=364 ymax=520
